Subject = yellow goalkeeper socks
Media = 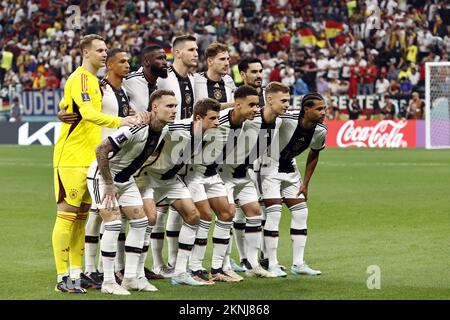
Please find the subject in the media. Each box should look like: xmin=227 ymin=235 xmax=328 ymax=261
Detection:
xmin=69 ymin=212 xmax=88 ymax=279
xmin=52 ymin=211 xmax=77 ymax=279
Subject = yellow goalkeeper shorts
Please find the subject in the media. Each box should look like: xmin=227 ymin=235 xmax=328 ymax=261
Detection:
xmin=54 ymin=167 xmax=92 ymax=207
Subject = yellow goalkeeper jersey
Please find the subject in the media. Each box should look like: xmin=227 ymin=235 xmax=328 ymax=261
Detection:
xmin=53 ymin=66 xmax=122 ymax=167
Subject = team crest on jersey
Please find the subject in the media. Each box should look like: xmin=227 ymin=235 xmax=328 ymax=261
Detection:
xmin=69 ymin=189 xmax=78 ymax=199
xmin=292 ymin=139 xmax=305 ymax=152
xmin=122 ymin=104 xmax=130 ymax=116
xmin=81 ymin=93 xmax=91 ymax=102
xmin=185 ymin=93 xmax=192 ymax=105
xmin=213 ymin=89 xmax=223 ymax=100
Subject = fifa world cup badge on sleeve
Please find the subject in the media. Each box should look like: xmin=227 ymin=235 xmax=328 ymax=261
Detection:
xmin=116 ymin=133 xmax=128 ymax=144
xmin=81 ymin=93 xmax=91 ymax=102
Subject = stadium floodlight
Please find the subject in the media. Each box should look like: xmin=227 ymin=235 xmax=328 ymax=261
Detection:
xmin=425 ymin=62 xmax=450 ymax=149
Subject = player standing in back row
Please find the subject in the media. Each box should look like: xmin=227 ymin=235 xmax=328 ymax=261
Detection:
xmin=188 ymin=42 xmax=241 ymax=282
xmin=230 ymin=56 xmax=267 ymax=273
xmin=153 ymin=35 xmax=198 ymax=273
xmin=52 ymin=35 xmax=138 ymax=293
xmin=87 ymin=90 xmax=177 ymax=295
xmin=122 ymin=45 xmax=169 ymax=280
xmin=83 ymin=48 xmax=135 ymax=287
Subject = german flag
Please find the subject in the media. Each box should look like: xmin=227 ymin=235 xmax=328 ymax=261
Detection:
xmin=164 ymin=48 xmax=174 ymax=61
xmin=299 ymin=23 xmax=317 ymax=46
xmin=146 ymin=36 xmax=173 ymax=61
xmin=325 ymin=19 xmax=343 ymax=38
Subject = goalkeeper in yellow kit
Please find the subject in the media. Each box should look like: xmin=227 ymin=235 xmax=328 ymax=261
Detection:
xmin=52 ymin=34 xmax=139 ymax=293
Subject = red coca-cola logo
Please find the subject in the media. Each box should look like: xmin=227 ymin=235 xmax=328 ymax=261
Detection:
xmin=336 ymin=120 xmax=409 ymax=148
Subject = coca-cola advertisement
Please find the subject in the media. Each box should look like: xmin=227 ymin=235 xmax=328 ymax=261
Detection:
xmin=325 ymin=120 xmax=425 ymax=148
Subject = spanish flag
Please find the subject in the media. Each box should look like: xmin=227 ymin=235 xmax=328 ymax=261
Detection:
xmin=325 ymin=19 xmax=343 ymax=38
xmin=299 ymin=24 xmax=317 ymax=45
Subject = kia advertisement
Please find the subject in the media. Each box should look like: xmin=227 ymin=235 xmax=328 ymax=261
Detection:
xmin=325 ymin=120 xmax=425 ymax=148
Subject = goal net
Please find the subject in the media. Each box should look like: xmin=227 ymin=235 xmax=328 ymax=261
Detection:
xmin=425 ymin=62 xmax=450 ymax=149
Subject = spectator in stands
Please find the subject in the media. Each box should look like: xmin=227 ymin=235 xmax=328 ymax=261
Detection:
xmin=293 ymin=72 xmax=309 ymax=96
xmin=398 ymin=64 xmax=412 ymax=83
xmin=280 ymin=64 xmax=295 ymax=92
xmin=399 ymin=77 xmax=413 ymax=95
xmin=239 ymin=38 xmax=255 ymax=57
xmin=371 ymin=96 xmax=383 ymax=120
xmin=300 ymin=56 xmax=318 ymax=91
xmin=316 ymin=76 xmax=329 ymax=95
xmin=316 ymin=52 xmax=329 ymax=80
xmin=361 ymin=61 xmax=377 ymax=95
xmin=387 ymin=62 xmax=399 ymax=82
xmin=409 ymin=66 xmax=421 ymax=90
xmin=406 ymin=92 xmax=424 ymax=119
xmin=348 ymin=97 xmax=361 ymax=120
xmin=389 ymin=79 xmax=401 ymax=96
xmin=9 ymin=96 xmax=23 ymax=122
xmin=327 ymin=52 xmax=344 ymax=81
xmin=269 ymin=62 xmax=282 ymax=82
xmin=0 ymin=0 xmax=448 ymax=113
xmin=325 ymin=96 xmax=338 ymax=120
xmin=46 ymin=69 xmax=61 ymax=90
xmin=381 ymin=98 xmax=397 ymax=120
xmin=375 ymin=73 xmax=390 ymax=96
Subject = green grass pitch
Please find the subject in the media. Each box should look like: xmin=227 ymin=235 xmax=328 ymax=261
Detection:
xmin=1 ymin=145 xmax=449 ymax=300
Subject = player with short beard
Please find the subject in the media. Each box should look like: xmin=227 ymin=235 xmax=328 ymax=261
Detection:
xmin=154 ymin=35 xmax=199 ymax=276
xmin=87 ymin=90 xmax=177 ymax=295
xmin=121 ymin=45 xmax=171 ymax=281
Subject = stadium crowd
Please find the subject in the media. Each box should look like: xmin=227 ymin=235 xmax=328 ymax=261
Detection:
xmin=0 ymin=0 xmax=449 ymax=120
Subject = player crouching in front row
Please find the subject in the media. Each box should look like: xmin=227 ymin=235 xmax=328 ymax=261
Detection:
xmin=86 ymin=90 xmax=176 ymax=295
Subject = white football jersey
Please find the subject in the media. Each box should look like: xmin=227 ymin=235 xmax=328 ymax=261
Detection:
xmin=100 ymin=79 xmax=132 ymax=139
xmin=140 ymin=119 xmax=203 ymax=180
xmin=194 ymin=72 xmax=236 ymax=103
xmin=157 ymin=66 xmax=195 ymax=119
xmin=122 ymin=67 xmax=158 ymax=113
xmin=262 ymin=111 xmax=327 ymax=173
xmin=88 ymin=124 xmax=167 ymax=183
xmin=187 ymin=108 xmax=244 ymax=177
xmin=221 ymin=109 xmax=282 ymax=178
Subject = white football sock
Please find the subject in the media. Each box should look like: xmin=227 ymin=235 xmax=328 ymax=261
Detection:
xmin=245 ymin=215 xmax=262 ymax=269
xmin=100 ymin=220 xmax=121 ymax=283
xmin=189 ymin=219 xmax=211 ymax=272
xmin=264 ymin=204 xmax=282 ymax=268
xmin=114 ymin=214 xmax=127 ymax=272
xmin=97 ymin=221 xmax=105 ymax=273
xmin=84 ymin=209 xmax=102 ymax=273
xmin=211 ymin=220 xmax=233 ymax=270
xmin=151 ymin=206 xmax=166 ymax=271
xmin=137 ymin=225 xmax=152 ymax=278
xmin=233 ymin=206 xmax=247 ymax=263
xmin=124 ymin=217 xmax=148 ymax=279
xmin=166 ymin=207 xmax=182 ymax=267
xmin=174 ymin=222 xmax=197 ymax=275
xmin=289 ymin=203 xmax=308 ymax=266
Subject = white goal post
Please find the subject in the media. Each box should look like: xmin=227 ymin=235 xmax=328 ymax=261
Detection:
xmin=425 ymin=62 xmax=450 ymax=149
